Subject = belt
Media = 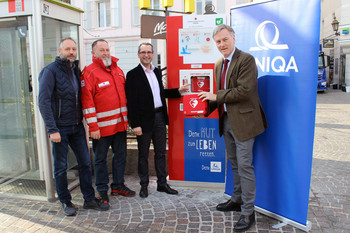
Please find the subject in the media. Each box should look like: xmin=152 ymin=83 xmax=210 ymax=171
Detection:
xmin=154 ymin=107 xmax=163 ymax=113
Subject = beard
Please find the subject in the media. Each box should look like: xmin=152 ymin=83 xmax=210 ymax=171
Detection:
xmin=102 ymin=58 xmax=112 ymax=67
xmin=94 ymin=54 xmax=112 ymax=67
xmin=60 ymin=54 xmax=76 ymax=63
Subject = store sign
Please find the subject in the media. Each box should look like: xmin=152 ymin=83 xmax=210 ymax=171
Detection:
xmin=323 ymin=39 xmax=334 ymax=48
xmin=141 ymin=15 xmax=166 ymax=39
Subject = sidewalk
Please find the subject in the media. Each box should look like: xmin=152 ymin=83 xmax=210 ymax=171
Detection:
xmin=0 ymin=89 xmax=349 ymax=233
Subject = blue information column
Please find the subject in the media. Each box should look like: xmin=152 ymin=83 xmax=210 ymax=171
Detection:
xmin=226 ymin=0 xmax=320 ymax=231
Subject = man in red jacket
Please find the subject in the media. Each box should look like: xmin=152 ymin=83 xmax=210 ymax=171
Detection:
xmin=81 ymin=39 xmax=135 ymax=209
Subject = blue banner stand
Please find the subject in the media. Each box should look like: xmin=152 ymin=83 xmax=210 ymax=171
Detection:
xmin=225 ymin=0 xmax=321 ymax=231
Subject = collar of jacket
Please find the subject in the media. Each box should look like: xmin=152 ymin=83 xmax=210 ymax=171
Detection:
xmin=55 ymin=56 xmax=79 ymax=70
xmin=92 ymin=56 xmax=119 ymax=71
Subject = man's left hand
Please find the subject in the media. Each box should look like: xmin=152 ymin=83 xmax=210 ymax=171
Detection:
xmin=198 ymin=92 xmax=217 ymax=101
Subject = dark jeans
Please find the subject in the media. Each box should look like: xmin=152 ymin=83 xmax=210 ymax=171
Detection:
xmin=137 ymin=112 xmax=167 ymax=187
xmin=93 ymin=131 xmax=127 ymax=192
xmin=51 ymin=123 xmax=95 ymax=203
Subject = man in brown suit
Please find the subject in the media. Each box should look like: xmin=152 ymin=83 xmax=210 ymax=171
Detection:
xmin=199 ymin=24 xmax=267 ymax=232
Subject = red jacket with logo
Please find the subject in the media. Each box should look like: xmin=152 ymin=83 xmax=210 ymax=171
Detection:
xmin=81 ymin=56 xmax=128 ymax=137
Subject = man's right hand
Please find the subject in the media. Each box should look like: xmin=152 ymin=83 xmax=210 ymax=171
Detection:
xmin=91 ymin=130 xmax=101 ymax=140
xmin=133 ymin=127 xmax=143 ymax=136
xmin=50 ymin=132 xmax=61 ymax=143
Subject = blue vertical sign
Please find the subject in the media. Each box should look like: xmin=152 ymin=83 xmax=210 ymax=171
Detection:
xmin=226 ymin=0 xmax=320 ymax=230
xmin=184 ymin=118 xmax=226 ymax=183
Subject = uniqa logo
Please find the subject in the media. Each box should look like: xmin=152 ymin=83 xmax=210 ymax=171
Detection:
xmin=249 ymin=21 xmax=298 ymax=73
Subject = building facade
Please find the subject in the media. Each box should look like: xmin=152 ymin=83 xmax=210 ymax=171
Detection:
xmin=72 ymin=0 xmax=252 ymax=74
xmin=320 ymin=0 xmax=350 ymax=91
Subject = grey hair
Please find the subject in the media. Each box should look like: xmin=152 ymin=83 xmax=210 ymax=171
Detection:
xmin=92 ymin=39 xmax=108 ymax=50
xmin=138 ymin=42 xmax=153 ymax=53
xmin=212 ymin=24 xmax=235 ymax=38
xmin=59 ymin=37 xmax=76 ymax=49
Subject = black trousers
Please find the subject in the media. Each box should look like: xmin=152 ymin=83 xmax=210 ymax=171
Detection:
xmin=136 ymin=112 xmax=167 ymax=187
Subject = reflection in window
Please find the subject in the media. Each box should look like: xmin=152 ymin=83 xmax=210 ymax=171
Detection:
xmin=42 ymin=17 xmax=79 ymax=66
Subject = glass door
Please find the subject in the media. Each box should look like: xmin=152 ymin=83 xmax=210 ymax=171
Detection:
xmin=0 ymin=17 xmax=40 ymax=195
xmin=41 ymin=16 xmax=80 ymax=178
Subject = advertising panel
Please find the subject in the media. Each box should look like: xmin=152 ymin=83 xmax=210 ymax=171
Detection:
xmin=141 ymin=15 xmax=167 ymax=39
xmin=227 ymin=0 xmax=320 ymax=230
xmin=184 ymin=118 xmax=225 ymax=182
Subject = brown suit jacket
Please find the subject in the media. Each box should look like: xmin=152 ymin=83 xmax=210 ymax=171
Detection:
xmin=212 ymin=48 xmax=267 ymax=141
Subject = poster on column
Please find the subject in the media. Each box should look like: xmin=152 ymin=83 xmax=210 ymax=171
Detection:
xmin=226 ymin=0 xmax=320 ymax=230
xmin=180 ymin=14 xmax=226 ymax=64
xmin=184 ymin=118 xmax=226 ymax=183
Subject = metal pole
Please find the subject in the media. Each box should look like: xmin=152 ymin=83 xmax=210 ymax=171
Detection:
xmin=31 ymin=0 xmax=56 ymax=202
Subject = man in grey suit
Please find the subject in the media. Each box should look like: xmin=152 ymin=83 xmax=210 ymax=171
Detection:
xmin=199 ymin=24 xmax=267 ymax=232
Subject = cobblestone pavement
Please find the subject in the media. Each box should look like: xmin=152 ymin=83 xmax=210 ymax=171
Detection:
xmin=0 ymin=89 xmax=349 ymax=233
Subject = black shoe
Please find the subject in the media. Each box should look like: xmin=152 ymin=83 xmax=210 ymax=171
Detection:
xmin=98 ymin=191 xmax=110 ymax=210
xmin=157 ymin=184 xmax=178 ymax=195
xmin=83 ymin=198 xmax=108 ymax=211
xmin=216 ymin=199 xmax=241 ymax=212
xmin=111 ymin=184 xmax=136 ymax=197
xmin=61 ymin=201 xmax=77 ymax=216
xmin=234 ymin=212 xmax=255 ymax=232
xmin=139 ymin=186 xmax=148 ymax=198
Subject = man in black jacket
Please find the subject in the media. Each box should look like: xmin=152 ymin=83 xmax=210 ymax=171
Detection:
xmin=126 ymin=43 xmax=189 ymax=198
xmin=39 ymin=38 xmax=108 ymax=216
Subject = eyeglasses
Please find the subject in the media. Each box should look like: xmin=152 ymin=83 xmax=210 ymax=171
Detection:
xmin=139 ymin=51 xmax=153 ymax=55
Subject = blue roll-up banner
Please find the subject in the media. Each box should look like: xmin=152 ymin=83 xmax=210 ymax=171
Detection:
xmin=226 ymin=0 xmax=320 ymax=231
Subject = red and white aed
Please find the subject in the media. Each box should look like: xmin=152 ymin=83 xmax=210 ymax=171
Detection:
xmin=180 ymin=69 xmax=213 ymax=95
xmin=183 ymin=94 xmax=208 ymax=116
xmin=191 ymin=76 xmax=210 ymax=92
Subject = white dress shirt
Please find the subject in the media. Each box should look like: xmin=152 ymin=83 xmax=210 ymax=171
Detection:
xmin=141 ymin=63 xmax=163 ymax=109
